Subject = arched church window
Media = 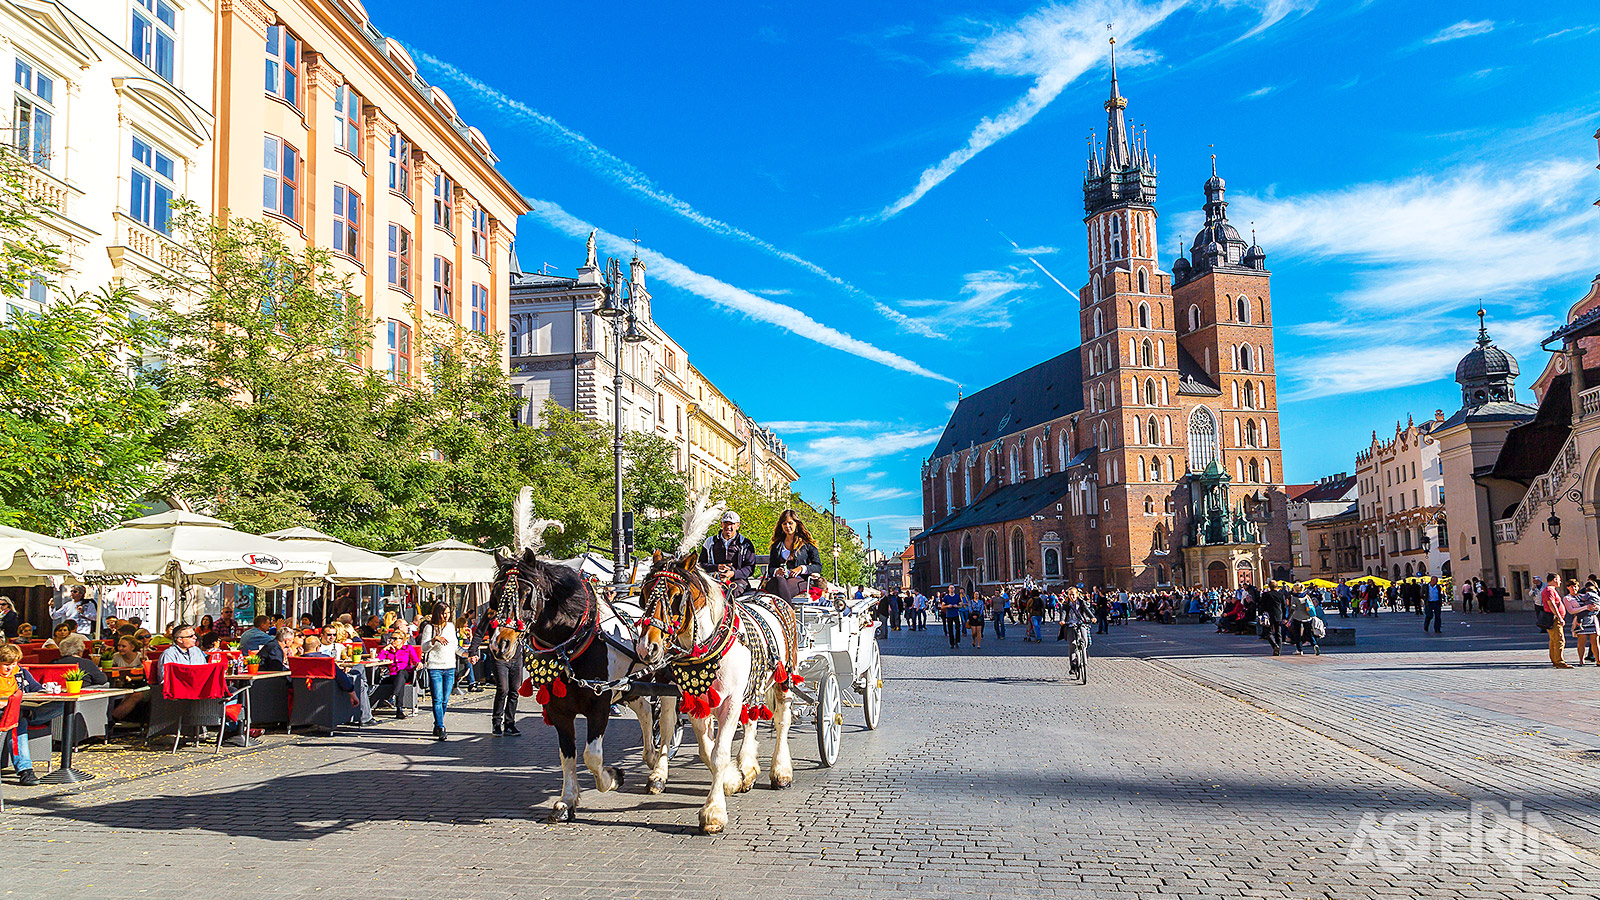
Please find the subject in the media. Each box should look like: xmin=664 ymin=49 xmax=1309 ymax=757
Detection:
xmin=1187 ymin=407 xmax=1218 ymax=470
xmin=1248 ymin=458 xmax=1260 ymax=483
xmin=1141 ymin=338 xmax=1153 ymax=366
xmin=1093 ymin=308 xmax=1104 ymax=338
xmin=1144 ymin=378 xmax=1156 ymax=405
xmin=961 ymin=534 xmax=974 ymax=568
xmin=1138 ymin=269 xmax=1149 ymax=294
xmin=1239 ymin=344 xmax=1253 ymax=372
xmin=1242 ymin=381 xmax=1255 ymax=409
xmin=1138 ymin=302 xmax=1150 ymax=328
xmin=1189 ymin=305 xmax=1200 ymax=331
xmin=964 ymin=461 xmax=972 ymax=504
xmin=944 ymin=463 xmax=954 ymax=510
xmin=1148 ymin=416 xmax=1159 ymax=446
xmin=1111 ymin=216 xmax=1123 ymax=258
xmin=1033 ymin=438 xmax=1044 ymax=478
xmin=1091 ymin=275 xmax=1100 ymax=304
xmin=1144 ymin=496 xmax=1155 ymax=515
xmin=1008 ymin=444 xmax=1019 ymax=480
xmin=984 ymin=531 xmax=999 ymax=582
xmin=1244 ymin=419 xmax=1258 ymax=447
xmin=1149 ymin=454 xmax=1162 ymax=481
xmin=984 ymin=451 xmax=992 ymax=483
xmin=1094 ymin=383 xmax=1106 ymax=413
xmin=1237 ymin=296 xmax=1249 ymax=323
xmin=940 ymin=538 xmax=951 ymax=583
xmin=1011 ymin=527 xmax=1026 ymax=580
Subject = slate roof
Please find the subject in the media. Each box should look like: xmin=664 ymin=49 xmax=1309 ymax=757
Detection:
xmin=1291 ymin=474 xmax=1358 ymax=503
xmin=1437 ymin=400 xmax=1538 ymax=431
xmin=916 ymin=470 xmax=1080 ymax=540
xmin=1176 ymin=345 xmax=1222 ymax=396
xmin=1490 ymin=374 xmax=1573 ymax=483
xmin=930 ymin=347 xmax=1084 ymax=459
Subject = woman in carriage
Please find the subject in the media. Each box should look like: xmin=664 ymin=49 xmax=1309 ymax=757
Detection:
xmin=763 ymin=509 xmax=822 ymax=602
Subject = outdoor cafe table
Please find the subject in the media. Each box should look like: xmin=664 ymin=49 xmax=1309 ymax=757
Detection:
xmin=224 ymin=669 xmax=292 ymax=747
xmin=20 ymin=686 xmax=149 ymax=783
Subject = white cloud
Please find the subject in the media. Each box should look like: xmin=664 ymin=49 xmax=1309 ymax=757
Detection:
xmin=788 ymin=428 xmax=944 ymax=473
xmin=1241 ymin=84 xmax=1280 ymax=99
xmin=1011 ymin=245 xmax=1060 ymax=256
xmin=893 ymin=268 xmax=1039 ymax=334
xmin=846 ymin=484 xmax=918 ymax=502
xmin=1426 ymin=19 xmax=1495 ymax=44
xmin=1223 ymin=0 xmax=1317 ymax=40
xmin=529 ymin=199 xmax=955 ymax=383
xmin=856 ymin=0 xmax=1187 ymax=224
xmin=762 ymin=420 xmax=897 ymax=434
xmin=415 ymin=50 xmax=930 ymax=336
xmin=1250 ymin=158 xmax=1597 ymax=400
xmin=1247 ymin=159 xmax=1599 ymax=314
xmin=753 ymin=288 xmax=794 ymax=296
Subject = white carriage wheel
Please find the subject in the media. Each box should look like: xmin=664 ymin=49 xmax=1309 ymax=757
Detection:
xmin=816 ymin=661 xmax=842 ymax=767
xmin=861 ymin=652 xmax=883 ymax=731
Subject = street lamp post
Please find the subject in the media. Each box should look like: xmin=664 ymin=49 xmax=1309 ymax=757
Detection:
xmin=830 ymin=478 xmax=840 ymax=584
xmin=596 ymin=256 xmax=647 ymax=586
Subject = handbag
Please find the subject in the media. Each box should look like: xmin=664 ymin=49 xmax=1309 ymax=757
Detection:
xmin=1310 ymin=616 xmax=1326 ymax=639
xmin=1536 ymin=606 xmax=1557 ymax=631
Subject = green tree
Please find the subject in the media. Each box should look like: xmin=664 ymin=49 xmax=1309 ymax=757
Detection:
xmin=0 ymin=151 xmax=167 ymax=534
xmin=622 ymin=429 xmax=688 ymax=555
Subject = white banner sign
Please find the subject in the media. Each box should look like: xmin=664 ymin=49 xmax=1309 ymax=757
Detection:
xmin=112 ymin=579 xmax=159 ymax=622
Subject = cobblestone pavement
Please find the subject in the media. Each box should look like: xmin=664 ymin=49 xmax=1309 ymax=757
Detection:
xmin=1105 ymin=609 xmax=1600 ymax=857
xmin=5 ymin=620 xmax=1600 ymax=900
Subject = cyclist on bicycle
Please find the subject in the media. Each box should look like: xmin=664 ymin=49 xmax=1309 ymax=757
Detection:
xmin=1062 ymin=587 xmax=1096 ymax=673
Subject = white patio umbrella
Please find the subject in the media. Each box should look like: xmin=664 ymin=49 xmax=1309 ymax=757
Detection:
xmin=0 ymin=524 xmax=105 ymax=586
xmin=391 ymin=539 xmax=500 ymax=618
xmin=265 ymin=527 xmax=423 ymax=624
xmin=73 ymin=510 xmax=330 ymax=631
xmin=391 ymin=539 xmax=499 ymax=586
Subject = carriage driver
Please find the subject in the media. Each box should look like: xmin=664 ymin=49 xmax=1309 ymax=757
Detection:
xmin=699 ymin=510 xmax=757 ymax=598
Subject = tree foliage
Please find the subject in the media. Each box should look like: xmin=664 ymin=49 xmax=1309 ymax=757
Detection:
xmin=0 ymin=152 xmax=168 ymax=533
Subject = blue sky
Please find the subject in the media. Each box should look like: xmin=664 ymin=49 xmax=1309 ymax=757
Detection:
xmin=386 ymin=0 xmax=1600 ymax=548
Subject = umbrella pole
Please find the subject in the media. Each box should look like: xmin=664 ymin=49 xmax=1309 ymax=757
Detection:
xmin=321 ymin=581 xmax=330 ymax=628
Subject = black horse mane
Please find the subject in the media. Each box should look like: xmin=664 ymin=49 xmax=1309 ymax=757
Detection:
xmin=489 ymin=548 xmax=590 ymax=643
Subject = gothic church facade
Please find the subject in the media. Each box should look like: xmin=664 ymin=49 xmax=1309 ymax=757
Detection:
xmin=914 ymin=48 xmax=1291 ymax=593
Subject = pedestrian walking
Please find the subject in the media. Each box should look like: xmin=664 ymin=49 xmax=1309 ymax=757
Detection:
xmin=912 ymin=591 xmax=927 ymax=631
xmin=1336 ymin=579 xmax=1351 ymax=619
xmin=467 ymin=604 xmax=525 ymax=736
xmin=1538 ymin=574 xmax=1571 ymax=669
xmin=889 ymin=591 xmax=903 ymax=632
xmin=1094 ymin=588 xmax=1110 ymax=635
xmin=1421 ymin=577 xmax=1443 ymax=634
xmin=1573 ymin=579 xmax=1600 ymax=666
xmin=966 ymin=593 xmax=985 ymax=649
xmin=1288 ymin=586 xmax=1320 ymax=656
xmin=420 ymin=602 xmax=459 ymax=740
xmin=940 ymin=588 xmax=962 ymax=649
xmin=992 ymin=587 xmax=1008 ymax=640
xmin=1257 ymin=581 xmax=1286 ymax=657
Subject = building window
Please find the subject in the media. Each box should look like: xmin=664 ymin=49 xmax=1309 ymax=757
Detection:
xmin=432 ymin=256 xmax=453 ymax=316
xmin=1138 ymin=301 xmax=1150 ymax=327
xmin=1238 ymin=296 xmax=1250 ymax=323
xmin=129 ymin=135 xmax=177 ymax=235
xmin=1010 ymin=527 xmax=1026 ymax=580
xmin=334 ymin=84 xmax=362 ymax=159
xmin=264 ymin=25 xmax=300 ymax=108
xmin=1138 ymin=269 xmax=1149 ymax=294
xmin=131 ymin=0 xmax=177 ymax=84
xmin=332 ymin=184 xmax=360 ymax=260
xmin=1043 ymin=547 xmax=1059 ymax=578
xmin=388 ymin=133 xmax=411 ymax=198
xmin=434 ymin=173 xmax=455 ymax=232
xmin=12 ymin=57 xmax=54 ymax=168
xmin=1247 ymin=458 xmax=1260 ymax=483
xmin=1187 ymin=407 xmax=1217 ymax=470
xmin=385 ymin=319 xmax=411 ymax=382
xmin=470 ymin=283 xmax=489 ymax=334
xmin=470 ymin=207 xmax=489 ymax=260
xmin=386 ymin=224 xmax=411 ymax=293
xmin=263 ymin=135 xmax=299 ymax=222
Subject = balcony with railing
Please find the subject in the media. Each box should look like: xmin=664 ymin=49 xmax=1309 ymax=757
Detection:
xmin=1511 ymin=429 xmax=1583 ymax=540
xmin=111 ymin=212 xmax=185 ymax=273
xmin=1581 ymin=386 xmax=1600 ymax=420
xmin=1493 ymin=519 xmax=1516 ymax=544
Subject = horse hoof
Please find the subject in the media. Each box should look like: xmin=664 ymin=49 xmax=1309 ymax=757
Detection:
xmin=770 ymin=775 xmax=792 ymax=789
xmin=699 ymin=812 xmax=726 ymax=835
xmin=647 ymin=777 xmax=666 ymax=794
xmin=609 ymin=767 xmax=626 ymax=791
xmin=548 ymin=803 xmax=573 ymax=824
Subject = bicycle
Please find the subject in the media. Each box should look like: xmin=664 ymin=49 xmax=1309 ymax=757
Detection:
xmin=1069 ymin=623 xmax=1090 ymax=684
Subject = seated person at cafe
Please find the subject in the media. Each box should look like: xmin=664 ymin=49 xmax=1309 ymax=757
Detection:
xmin=238 ymin=616 xmax=274 ymax=654
xmin=257 ymin=627 xmax=298 ymax=672
xmin=0 ymin=643 xmax=62 ymax=786
xmin=110 ymin=635 xmax=145 ymax=670
xmin=42 ymin=621 xmax=73 ymax=649
xmin=298 ymin=614 xmax=316 ymax=631
xmin=15 ymin=621 xmax=33 ymax=641
xmin=198 ymin=632 xmax=221 ymax=652
xmin=108 ymin=635 xmax=149 ymax=720
xmin=359 ymin=615 xmax=383 ymax=639
xmin=54 ymin=635 xmax=109 ymax=688
xmin=196 ymin=615 xmax=215 ymax=637
xmin=370 ymin=630 xmax=421 ymax=718
xmin=301 ymin=636 xmax=375 ymax=726
xmin=0 ymin=598 xmax=17 ymax=639
xmin=99 ymin=617 xmax=122 ymax=640
xmin=317 ymin=625 xmax=347 ymax=660
xmin=150 ymin=625 xmax=241 ymax=740
xmin=213 ymin=608 xmax=239 ymax=641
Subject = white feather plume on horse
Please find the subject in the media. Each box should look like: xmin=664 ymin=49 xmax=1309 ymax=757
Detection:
xmin=512 ymin=485 xmax=564 ymax=554
xmin=675 ymin=490 xmax=725 ymax=559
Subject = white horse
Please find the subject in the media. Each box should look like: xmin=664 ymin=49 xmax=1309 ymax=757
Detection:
xmin=635 ymin=501 xmax=799 ymax=834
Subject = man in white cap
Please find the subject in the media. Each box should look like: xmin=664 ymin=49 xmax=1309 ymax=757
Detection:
xmin=699 ymin=510 xmax=757 ymax=598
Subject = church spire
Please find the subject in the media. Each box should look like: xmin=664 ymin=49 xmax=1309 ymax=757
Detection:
xmin=1104 ymin=37 xmax=1130 ymax=171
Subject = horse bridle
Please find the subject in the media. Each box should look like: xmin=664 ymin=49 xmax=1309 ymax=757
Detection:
xmin=640 ymin=568 xmax=738 ymax=663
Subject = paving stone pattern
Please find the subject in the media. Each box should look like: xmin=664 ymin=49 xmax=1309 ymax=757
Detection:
xmin=4 ymin=620 xmax=1600 ymax=900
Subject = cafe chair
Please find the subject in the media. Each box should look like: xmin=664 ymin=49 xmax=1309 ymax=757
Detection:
xmin=287 ymin=657 xmax=345 ymax=735
xmin=0 ymin=693 xmax=20 ymax=813
xmin=34 ymin=647 xmax=60 ymax=664
xmin=154 ymin=661 xmax=242 ymax=754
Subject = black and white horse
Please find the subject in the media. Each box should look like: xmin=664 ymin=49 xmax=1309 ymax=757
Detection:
xmin=489 ymin=490 xmax=664 ymax=823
